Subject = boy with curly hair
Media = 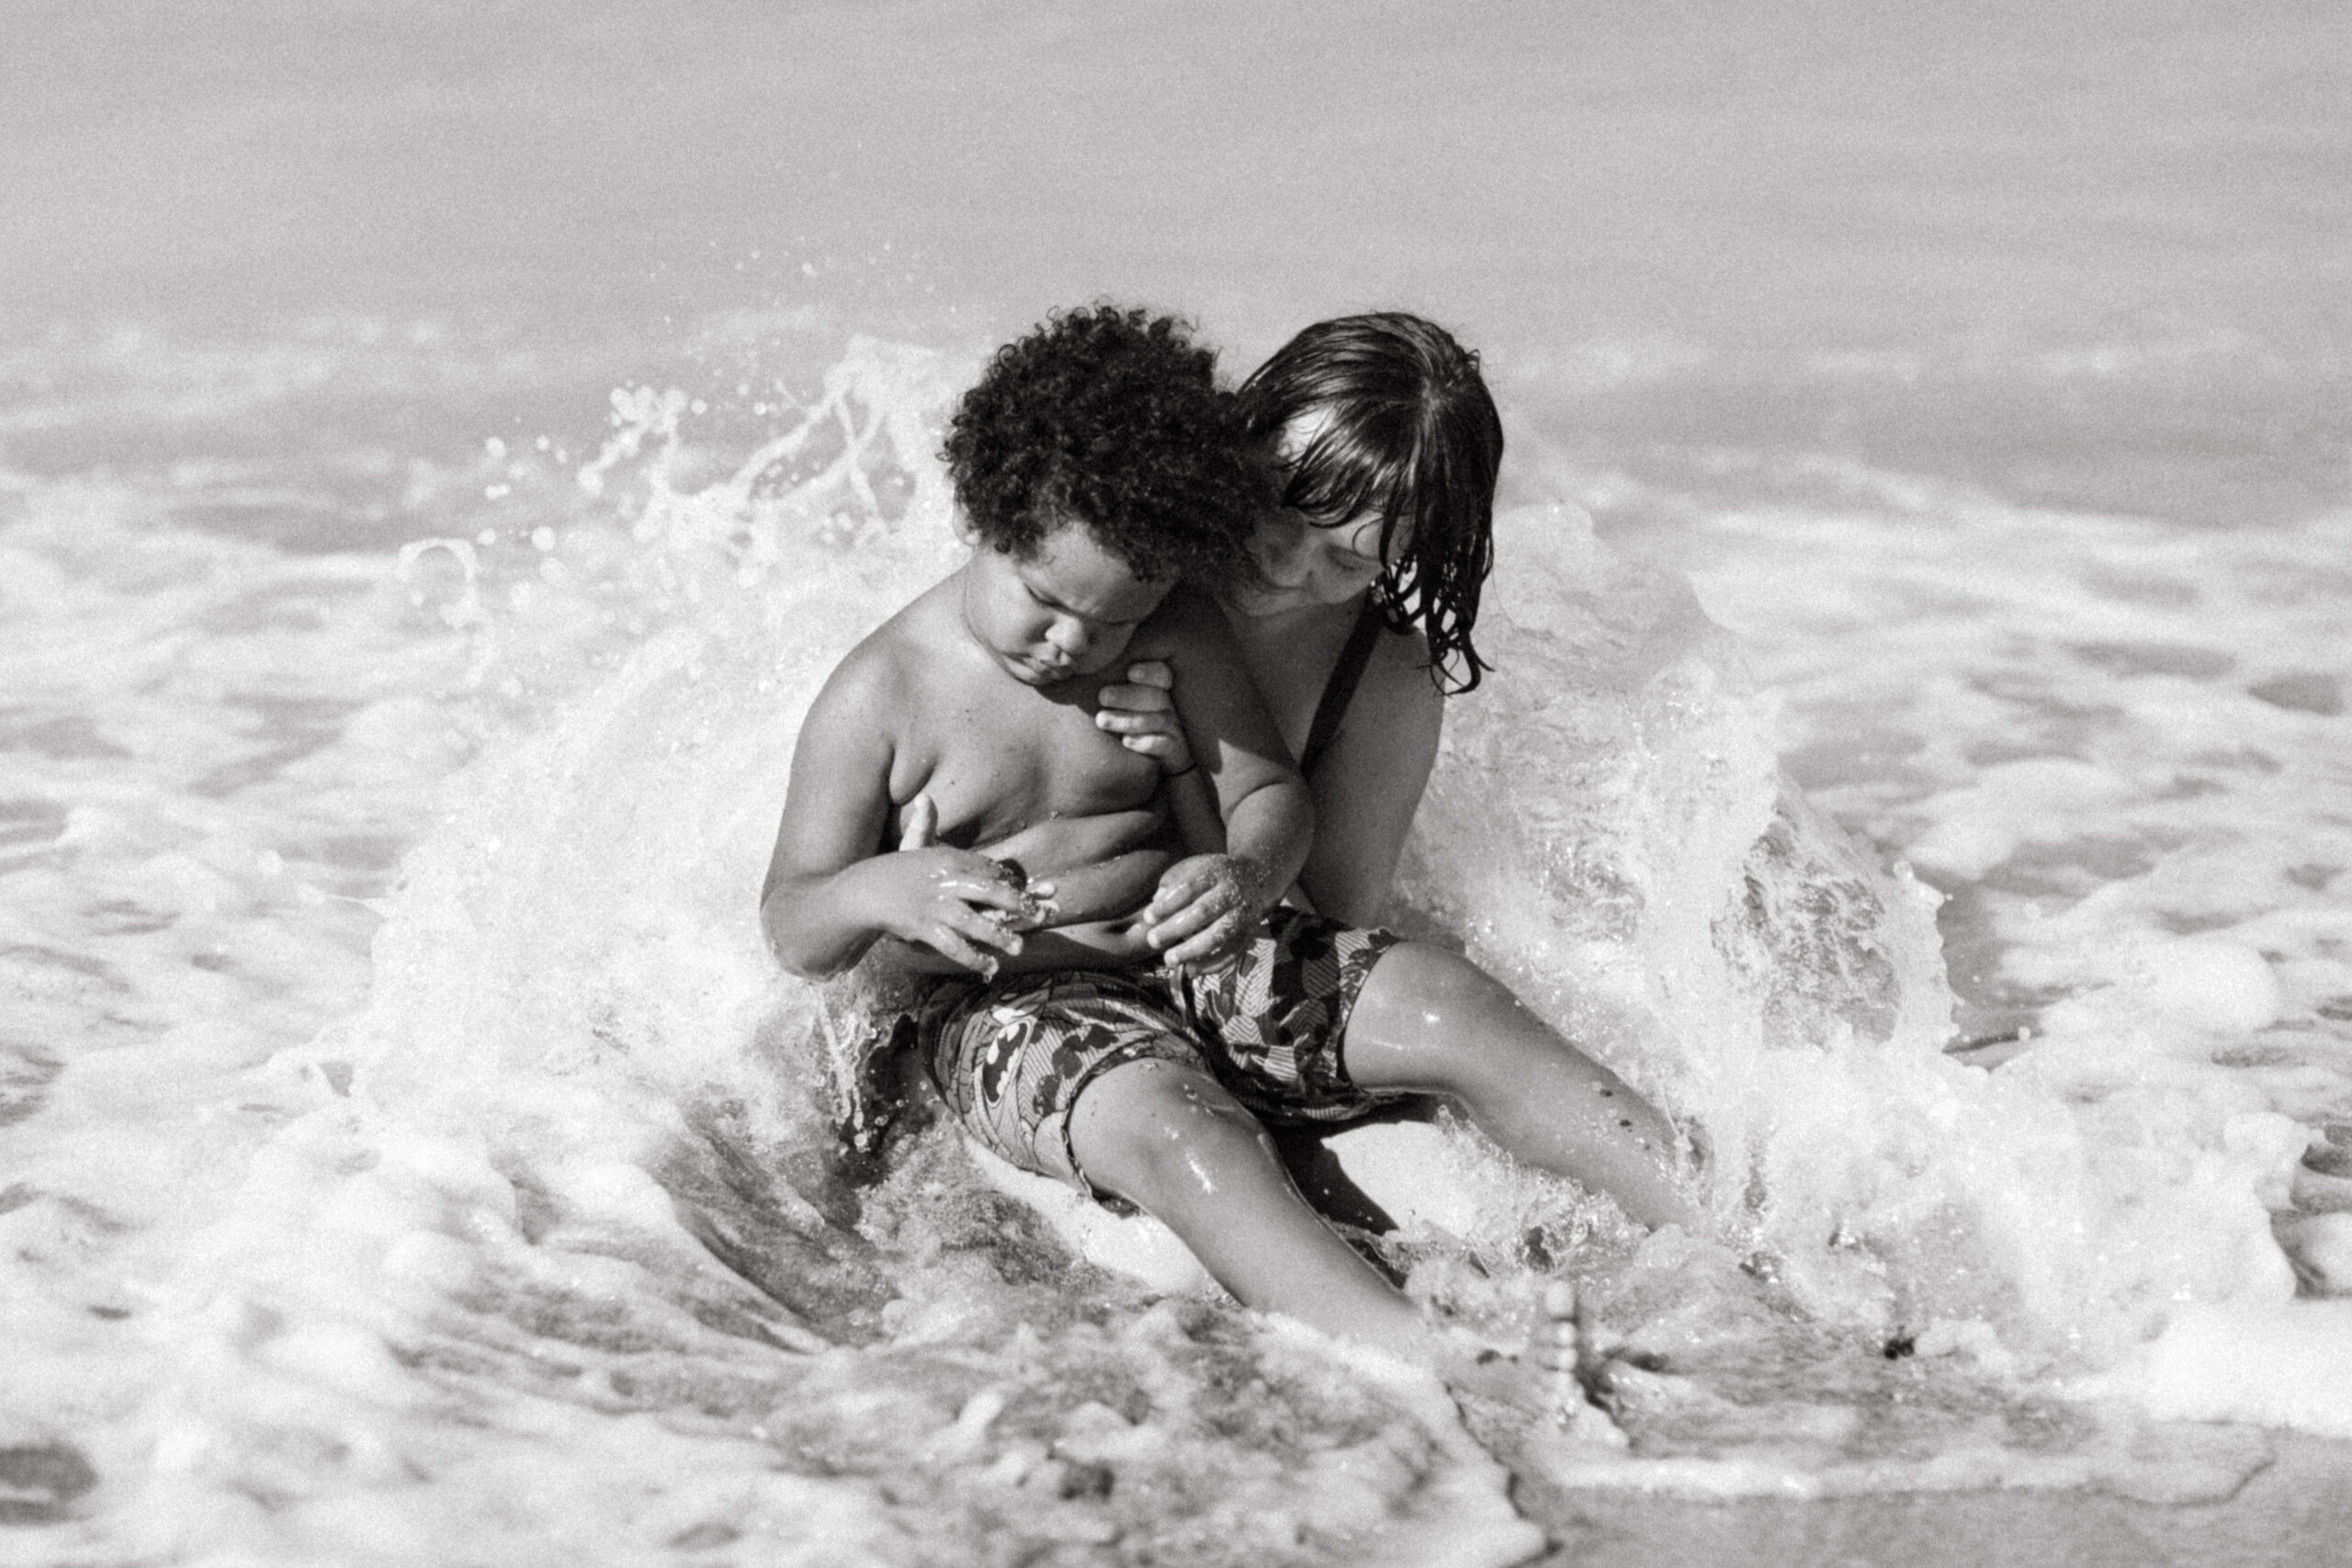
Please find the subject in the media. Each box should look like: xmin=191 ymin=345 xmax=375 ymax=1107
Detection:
xmin=762 ymin=305 xmax=1304 ymax=987
xmin=761 ymin=307 xmax=1591 ymax=1404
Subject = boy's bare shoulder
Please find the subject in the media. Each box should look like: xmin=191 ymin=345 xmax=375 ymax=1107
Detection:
xmin=806 ymin=581 xmax=961 ymax=728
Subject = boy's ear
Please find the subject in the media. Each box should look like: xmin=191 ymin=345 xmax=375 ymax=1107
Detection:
xmin=949 ymin=510 xmax=982 ymax=549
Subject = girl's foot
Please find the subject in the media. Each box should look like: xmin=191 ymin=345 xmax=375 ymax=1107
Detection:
xmin=1442 ymin=1281 xmax=1628 ymax=1447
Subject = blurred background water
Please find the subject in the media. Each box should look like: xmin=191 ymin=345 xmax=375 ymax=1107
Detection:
xmin=3 ymin=3 xmax=2349 ymax=1563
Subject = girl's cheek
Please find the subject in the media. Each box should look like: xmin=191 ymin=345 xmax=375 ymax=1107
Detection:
xmin=1251 ymin=517 xmax=1310 ymax=581
xmin=1317 ymin=547 xmax=1381 ymax=598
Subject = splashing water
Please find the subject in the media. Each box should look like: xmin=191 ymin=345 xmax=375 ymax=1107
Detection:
xmin=5 ymin=324 xmax=2348 ymax=1566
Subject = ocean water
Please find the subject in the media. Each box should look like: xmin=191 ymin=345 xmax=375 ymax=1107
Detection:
xmin=4 ymin=3 xmax=2349 ymax=1563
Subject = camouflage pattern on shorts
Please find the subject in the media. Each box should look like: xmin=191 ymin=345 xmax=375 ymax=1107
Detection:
xmin=917 ymin=909 xmax=1403 ymax=1195
xmin=1166 ymin=908 xmax=1401 ymax=1124
xmin=918 ymin=969 xmax=1201 ymax=1189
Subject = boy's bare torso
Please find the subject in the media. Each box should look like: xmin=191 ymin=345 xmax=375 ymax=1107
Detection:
xmin=765 ymin=558 xmax=1301 ymax=979
xmin=857 ymin=576 xmax=1186 ymax=882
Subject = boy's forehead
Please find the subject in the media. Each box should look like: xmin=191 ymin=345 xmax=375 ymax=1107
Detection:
xmin=1020 ymin=515 xmax=1172 ymax=615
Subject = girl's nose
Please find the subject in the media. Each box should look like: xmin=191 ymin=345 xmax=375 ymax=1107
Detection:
xmin=1046 ymin=616 xmax=1091 ymax=656
xmin=1256 ymin=519 xmax=1313 ymax=586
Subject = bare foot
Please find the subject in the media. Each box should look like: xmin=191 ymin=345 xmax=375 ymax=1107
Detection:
xmin=2277 ymin=1211 xmax=2352 ymax=1295
xmin=1443 ymin=1282 xmax=1629 ymax=1448
xmin=2291 ymin=1125 xmax=2352 ymax=1213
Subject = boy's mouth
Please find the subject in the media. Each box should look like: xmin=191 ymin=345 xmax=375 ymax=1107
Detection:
xmin=1014 ymin=648 xmax=1100 ymax=683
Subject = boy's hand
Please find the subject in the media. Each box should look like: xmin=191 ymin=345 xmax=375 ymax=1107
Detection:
xmin=880 ymin=795 xmax=1056 ymax=976
xmin=1094 ymin=660 xmax=1193 ymax=775
xmin=1143 ymin=852 xmax=1272 ymax=971
xmin=865 ymin=847 xmax=1046 ymax=977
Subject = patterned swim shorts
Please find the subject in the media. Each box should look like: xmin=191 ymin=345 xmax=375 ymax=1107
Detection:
xmin=918 ymin=908 xmax=1401 ymax=1195
xmin=1163 ymin=908 xmax=1401 ymax=1123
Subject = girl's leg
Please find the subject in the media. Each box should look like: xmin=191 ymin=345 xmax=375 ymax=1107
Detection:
xmin=1066 ymin=1056 xmax=1430 ymax=1359
xmin=1340 ymin=942 xmax=1702 ymax=1231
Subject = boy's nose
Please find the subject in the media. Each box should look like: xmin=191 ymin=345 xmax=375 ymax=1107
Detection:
xmin=1046 ymin=617 xmax=1091 ymax=657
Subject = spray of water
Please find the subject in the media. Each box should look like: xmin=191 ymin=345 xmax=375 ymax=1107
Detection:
xmin=25 ymin=333 xmax=2331 ymax=1563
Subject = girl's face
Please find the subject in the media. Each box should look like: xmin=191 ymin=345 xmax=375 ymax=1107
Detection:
xmin=1227 ymin=412 xmax=1406 ymax=619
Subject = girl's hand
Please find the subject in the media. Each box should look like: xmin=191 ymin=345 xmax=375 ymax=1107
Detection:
xmin=1094 ymin=660 xmax=1193 ymax=774
xmin=1143 ymin=852 xmax=1272 ymax=971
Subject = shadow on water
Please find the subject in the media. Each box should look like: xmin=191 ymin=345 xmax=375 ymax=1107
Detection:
xmin=656 ymin=1095 xmax=899 ymax=1348
xmin=0 ymin=1442 xmax=98 ymax=1527
xmin=1522 ymin=1432 xmax=2352 ymax=1568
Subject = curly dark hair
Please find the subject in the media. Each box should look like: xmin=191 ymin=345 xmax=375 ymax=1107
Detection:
xmin=1240 ymin=312 xmax=1503 ymax=694
xmin=944 ymin=305 xmax=1264 ymax=585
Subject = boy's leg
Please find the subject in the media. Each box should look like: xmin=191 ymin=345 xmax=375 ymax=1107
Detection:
xmin=922 ymin=964 xmax=1605 ymax=1400
xmin=1340 ymin=942 xmax=1702 ymax=1232
xmin=924 ymin=964 xmax=1430 ymax=1355
xmin=1067 ymin=1056 xmax=1431 ymax=1360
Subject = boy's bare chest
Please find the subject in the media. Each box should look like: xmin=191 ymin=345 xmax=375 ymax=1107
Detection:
xmin=899 ymin=677 xmax=1162 ymax=845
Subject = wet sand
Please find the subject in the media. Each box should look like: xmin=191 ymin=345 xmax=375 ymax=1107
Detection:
xmin=1529 ymin=1434 xmax=2352 ymax=1567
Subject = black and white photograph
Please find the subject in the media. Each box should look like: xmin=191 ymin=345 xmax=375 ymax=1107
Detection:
xmin=4 ymin=3 xmax=2348 ymax=1562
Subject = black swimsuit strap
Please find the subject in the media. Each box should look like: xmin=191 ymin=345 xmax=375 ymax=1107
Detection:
xmin=1298 ymin=597 xmax=1387 ymax=778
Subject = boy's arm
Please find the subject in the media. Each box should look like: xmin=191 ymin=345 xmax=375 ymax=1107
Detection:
xmin=1136 ymin=591 xmax=1314 ymax=967
xmin=760 ymin=658 xmax=1036 ymax=978
xmin=1161 ymin=765 xmax=1227 ymax=858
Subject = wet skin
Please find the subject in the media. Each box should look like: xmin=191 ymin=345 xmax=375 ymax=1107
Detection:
xmin=761 ymin=514 xmax=1311 ymax=981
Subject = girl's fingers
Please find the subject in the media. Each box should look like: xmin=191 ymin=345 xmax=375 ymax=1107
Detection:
xmin=1096 ymin=680 xmax=1175 ymax=713
xmin=1097 ymin=706 xmax=1189 ymax=768
xmin=1125 ymin=661 xmax=1175 ymax=691
xmin=1093 ymin=709 xmax=1169 ymax=736
xmin=901 ymin=793 xmax=939 ymax=849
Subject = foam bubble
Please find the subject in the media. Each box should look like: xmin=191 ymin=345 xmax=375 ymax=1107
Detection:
xmin=2115 ymin=1303 xmax=2352 ymax=1437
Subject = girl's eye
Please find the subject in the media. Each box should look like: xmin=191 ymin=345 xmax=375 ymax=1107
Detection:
xmin=1340 ymin=520 xmax=1386 ymax=563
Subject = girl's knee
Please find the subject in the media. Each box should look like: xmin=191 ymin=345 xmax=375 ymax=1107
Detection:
xmin=1349 ymin=942 xmax=1571 ymax=1095
xmin=1361 ymin=943 xmax=1530 ymax=1041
